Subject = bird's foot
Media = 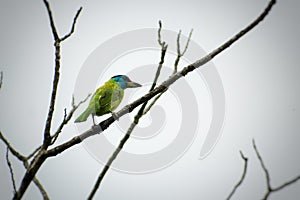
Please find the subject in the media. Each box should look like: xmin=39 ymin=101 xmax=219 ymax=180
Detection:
xmin=92 ymin=124 xmax=100 ymax=131
xmin=92 ymin=114 xmax=96 ymax=126
xmin=111 ymin=112 xmax=120 ymax=121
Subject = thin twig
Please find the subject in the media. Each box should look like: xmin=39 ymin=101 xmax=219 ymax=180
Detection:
xmin=60 ymin=7 xmax=83 ymax=42
xmin=50 ymin=108 xmax=67 ymax=145
xmin=151 ymin=20 xmax=168 ymax=90
xmin=27 ymin=146 xmax=42 ymax=160
xmin=32 ymin=177 xmax=50 ymax=200
xmin=176 ymin=30 xmax=182 ymax=56
xmin=252 ymin=139 xmax=272 ymax=190
xmin=182 ymin=29 xmax=193 ymax=55
xmin=144 ymin=28 xmax=193 ymax=114
xmin=0 ymin=131 xmax=26 ymax=162
xmin=158 ymin=20 xmax=166 ymax=47
xmin=27 ymin=94 xmax=91 ymax=161
xmin=87 ymin=124 xmax=133 ymax=200
xmin=226 ymin=151 xmax=248 ymax=200
xmin=51 ymin=94 xmax=91 ymax=145
xmin=253 ymin=139 xmax=300 ymax=200
xmin=143 ymin=90 xmax=165 ymax=115
xmin=88 ymin=21 xmax=169 ymax=200
xmin=174 ymin=29 xmax=193 ymax=73
xmin=6 ymin=147 xmax=17 ymax=194
xmin=272 ymin=175 xmax=300 ymax=192
xmin=43 ymin=0 xmax=59 ymax=40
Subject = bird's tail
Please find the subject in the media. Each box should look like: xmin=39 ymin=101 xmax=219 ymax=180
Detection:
xmin=74 ymin=108 xmax=91 ymax=123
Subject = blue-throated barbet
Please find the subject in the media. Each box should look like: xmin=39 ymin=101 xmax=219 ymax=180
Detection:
xmin=74 ymin=75 xmax=142 ymax=124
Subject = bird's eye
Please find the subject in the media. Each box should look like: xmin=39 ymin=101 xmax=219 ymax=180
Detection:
xmin=124 ymin=76 xmax=130 ymax=81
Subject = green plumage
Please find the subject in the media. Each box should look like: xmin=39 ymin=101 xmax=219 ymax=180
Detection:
xmin=75 ymin=75 xmax=141 ymax=124
xmin=75 ymin=80 xmax=124 ymax=123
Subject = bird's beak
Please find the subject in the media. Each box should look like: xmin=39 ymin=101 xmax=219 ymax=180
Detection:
xmin=126 ymin=81 xmax=142 ymax=88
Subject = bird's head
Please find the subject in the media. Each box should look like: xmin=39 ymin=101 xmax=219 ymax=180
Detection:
xmin=111 ymin=75 xmax=142 ymax=89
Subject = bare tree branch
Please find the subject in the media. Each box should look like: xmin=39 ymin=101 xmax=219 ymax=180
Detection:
xmin=0 ymin=131 xmax=26 ymax=162
xmin=12 ymin=1 xmax=83 ymax=198
xmin=87 ymin=2 xmax=277 ymax=195
xmin=253 ymin=139 xmax=300 ymax=200
xmin=42 ymin=0 xmax=63 ymax=147
xmin=143 ymin=91 xmax=164 ymax=115
xmin=13 ymin=93 xmax=88 ymax=199
xmin=42 ymin=0 xmax=83 ymax=148
xmin=11 ymin=1 xmax=277 ymax=198
xmin=20 ymin=160 xmax=50 ymax=200
xmin=26 ymin=146 xmax=42 ymax=160
xmin=60 ymin=7 xmax=83 ymax=42
xmin=272 ymin=175 xmax=300 ymax=192
xmin=88 ymin=21 xmax=169 ymax=200
xmin=6 ymin=147 xmax=17 ymax=194
xmin=151 ymin=20 xmax=168 ymax=90
xmin=0 ymin=131 xmax=50 ymax=199
xmin=144 ymin=28 xmax=193 ymax=115
xmin=226 ymin=151 xmax=248 ymax=200
xmin=32 ymin=177 xmax=50 ymax=200
xmin=253 ymin=139 xmax=272 ymax=191
xmin=158 ymin=20 xmax=166 ymax=47
xmin=181 ymin=29 xmax=193 ymax=56
xmin=25 ymin=94 xmax=91 ymax=163
xmin=42 ymin=0 xmax=59 ymax=40
xmin=174 ymin=29 xmax=193 ymax=73
xmin=51 ymin=94 xmax=91 ymax=145
xmin=45 ymin=0 xmax=277 ymax=160
xmin=87 ymin=129 xmax=130 ymax=200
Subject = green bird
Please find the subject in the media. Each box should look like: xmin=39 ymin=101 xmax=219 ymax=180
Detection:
xmin=75 ymin=75 xmax=142 ymax=124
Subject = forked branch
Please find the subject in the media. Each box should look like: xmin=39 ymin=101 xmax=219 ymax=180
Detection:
xmin=11 ymin=1 xmax=83 ymax=199
xmin=253 ymin=139 xmax=300 ymax=200
xmin=144 ymin=27 xmax=193 ymax=115
xmin=42 ymin=0 xmax=82 ymax=148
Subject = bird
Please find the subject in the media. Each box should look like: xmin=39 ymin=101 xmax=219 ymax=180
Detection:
xmin=75 ymin=75 xmax=142 ymax=124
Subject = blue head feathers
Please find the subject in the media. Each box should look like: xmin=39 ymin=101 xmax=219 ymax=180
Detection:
xmin=111 ymin=75 xmax=141 ymax=89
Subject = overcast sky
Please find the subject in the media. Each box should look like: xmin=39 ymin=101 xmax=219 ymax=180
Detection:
xmin=0 ymin=0 xmax=299 ymax=199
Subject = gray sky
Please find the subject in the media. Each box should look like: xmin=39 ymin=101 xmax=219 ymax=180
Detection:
xmin=0 ymin=0 xmax=299 ymax=199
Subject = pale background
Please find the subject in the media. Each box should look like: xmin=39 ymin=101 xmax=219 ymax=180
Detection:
xmin=0 ymin=0 xmax=299 ymax=199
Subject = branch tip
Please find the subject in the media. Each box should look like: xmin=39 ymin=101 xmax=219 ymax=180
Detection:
xmin=253 ymin=139 xmax=300 ymax=199
xmin=226 ymin=150 xmax=248 ymax=200
xmin=60 ymin=6 xmax=83 ymax=42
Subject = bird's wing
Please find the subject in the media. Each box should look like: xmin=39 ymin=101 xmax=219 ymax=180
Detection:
xmin=110 ymin=85 xmax=124 ymax=111
xmin=95 ymin=87 xmax=112 ymax=115
xmin=92 ymin=83 xmax=122 ymax=115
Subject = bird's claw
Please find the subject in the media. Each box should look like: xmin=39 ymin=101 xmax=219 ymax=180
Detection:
xmin=111 ymin=112 xmax=120 ymax=121
xmin=92 ymin=124 xmax=100 ymax=132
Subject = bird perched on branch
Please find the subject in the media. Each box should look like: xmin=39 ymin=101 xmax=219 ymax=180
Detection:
xmin=75 ymin=75 xmax=142 ymax=124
